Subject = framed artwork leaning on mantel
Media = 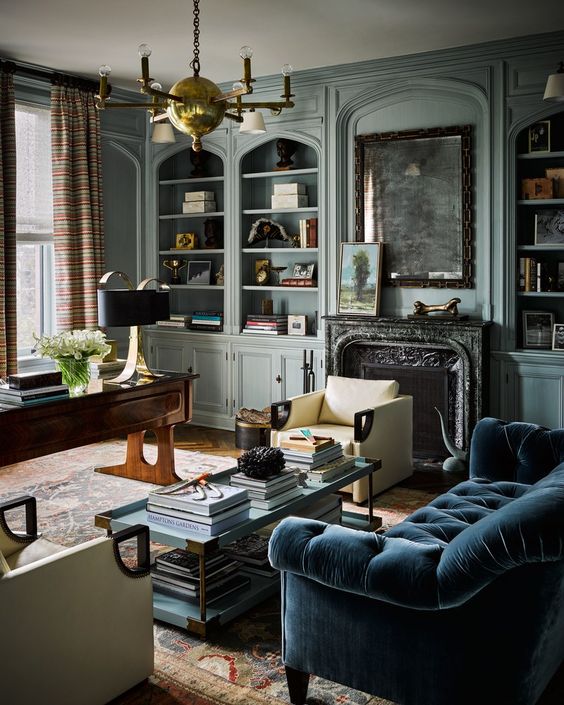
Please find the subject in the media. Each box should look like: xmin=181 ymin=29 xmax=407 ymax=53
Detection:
xmin=337 ymin=242 xmax=383 ymax=316
xmin=354 ymin=124 xmax=473 ymax=288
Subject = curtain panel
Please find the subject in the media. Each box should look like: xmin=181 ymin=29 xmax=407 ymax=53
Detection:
xmin=0 ymin=65 xmax=17 ymax=377
xmin=51 ymin=81 xmax=104 ymax=330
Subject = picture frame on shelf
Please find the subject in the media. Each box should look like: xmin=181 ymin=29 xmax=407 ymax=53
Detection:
xmin=528 ymin=121 xmax=551 ymax=154
xmin=292 ymin=263 xmax=315 ymax=280
xmin=287 ymin=315 xmax=308 ymax=336
xmin=558 ymin=262 xmax=564 ymax=291
xmin=337 ymin=242 xmax=383 ymax=316
xmin=176 ymin=232 xmax=198 ymax=250
xmin=186 ymin=260 xmax=211 ymax=285
xmin=553 ymin=324 xmax=564 ymax=351
xmin=354 ymin=124 xmax=472 ymax=288
xmin=534 ymin=210 xmax=564 ymax=245
xmin=522 ymin=310 xmax=555 ymax=349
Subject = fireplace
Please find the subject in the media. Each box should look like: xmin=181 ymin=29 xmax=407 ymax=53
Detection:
xmin=324 ymin=316 xmax=491 ymax=457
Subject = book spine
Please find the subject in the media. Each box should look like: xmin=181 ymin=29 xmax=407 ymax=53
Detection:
xmin=518 ymin=257 xmax=525 ymax=291
xmin=147 ymin=511 xmax=216 ymax=534
xmin=309 ymin=218 xmax=318 ymax=248
xmin=280 ymin=278 xmax=316 ymax=287
xmin=524 ymin=257 xmax=535 ymax=292
xmin=8 ymin=371 xmax=63 ymax=390
xmin=536 ymin=262 xmax=542 ymax=292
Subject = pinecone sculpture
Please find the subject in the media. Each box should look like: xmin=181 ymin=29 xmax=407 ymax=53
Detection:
xmin=237 ymin=446 xmax=285 ymax=479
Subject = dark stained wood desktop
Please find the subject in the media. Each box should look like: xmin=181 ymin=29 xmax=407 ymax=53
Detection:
xmin=0 ymin=373 xmax=198 ymax=485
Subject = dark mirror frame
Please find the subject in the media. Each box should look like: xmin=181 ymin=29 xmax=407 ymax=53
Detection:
xmin=354 ymin=125 xmax=473 ymax=288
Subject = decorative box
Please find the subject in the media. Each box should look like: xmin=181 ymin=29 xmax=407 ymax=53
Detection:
xmin=182 ymin=200 xmax=216 ymax=213
xmin=546 ymin=168 xmax=564 ymax=198
xmin=521 ymin=178 xmax=554 ymax=200
xmin=271 ymin=194 xmax=309 ymax=209
xmin=184 ymin=191 xmax=215 ymax=201
xmin=273 ymin=182 xmax=307 ymax=195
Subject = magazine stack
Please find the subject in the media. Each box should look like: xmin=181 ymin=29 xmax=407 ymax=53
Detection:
xmin=223 ymin=534 xmax=278 ymax=578
xmin=150 ymin=548 xmax=250 ymax=603
xmin=146 ymin=480 xmax=250 ymax=536
xmin=279 ymin=435 xmax=356 ymax=482
xmin=229 ymin=468 xmax=301 ymax=510
xmin=0 ymin=370 xmax=69 ymax=407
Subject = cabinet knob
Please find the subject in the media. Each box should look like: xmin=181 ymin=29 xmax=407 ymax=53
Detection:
xmin=275 ymin=374 xmax=282 ymax=383
xmin=188 ymin=366 xmax=193 ymax=374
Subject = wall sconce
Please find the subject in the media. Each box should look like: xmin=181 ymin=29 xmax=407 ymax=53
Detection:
xmin=544 ymin=62 xmax=564 ymax=102
xmin=97 ymin=271 xmax=170 ymax=383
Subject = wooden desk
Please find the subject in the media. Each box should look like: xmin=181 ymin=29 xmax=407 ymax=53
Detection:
xmin=0 ymin=373 xmax=198 ymax=485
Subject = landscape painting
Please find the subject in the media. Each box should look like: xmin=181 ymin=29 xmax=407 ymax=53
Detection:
xmin=337 ymin=242 xmax=382 ymax=315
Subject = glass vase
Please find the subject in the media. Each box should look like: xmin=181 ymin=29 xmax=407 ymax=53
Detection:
xmin=55 ymin=358 xmax=91 ymax=396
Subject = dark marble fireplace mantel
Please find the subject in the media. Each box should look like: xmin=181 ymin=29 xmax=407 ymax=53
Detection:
xmin=324 ymin=316 xmax=492 ymax=452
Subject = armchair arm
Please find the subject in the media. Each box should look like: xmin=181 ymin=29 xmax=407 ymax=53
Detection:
xmin=269 ymin=516 xmax=442 ymax=610
xmin=111 ymin=524 xmax=151 ymax=577
xmin=354 ymin=409 xmax=374 ymax=442
xmin=0 ymin=495 xmax=38 ymax=544
xmin=271 ymin=389 xmax=326 ymax=432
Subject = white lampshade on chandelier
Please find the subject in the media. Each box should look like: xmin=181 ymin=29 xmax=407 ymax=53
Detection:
xmin=95 ymin=0 xmax=295 ymax=151
xmin=544 ymin=62 xmax=564 ymax=102
xmin=151 ymin=121 xmax=176 ymax=143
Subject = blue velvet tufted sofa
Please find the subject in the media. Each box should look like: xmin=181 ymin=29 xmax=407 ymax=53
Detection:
xmin=269 ymin=418 xmax=564 ymax=705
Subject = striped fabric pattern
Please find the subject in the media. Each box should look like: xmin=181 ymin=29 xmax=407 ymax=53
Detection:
xmin=0 ymin=66 xmax=17 ymax=377
xmin=50 ymin=83 xmax=104 ymax=330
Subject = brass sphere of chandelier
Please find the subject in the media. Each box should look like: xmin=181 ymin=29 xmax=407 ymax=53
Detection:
xmin=95 ymin=0 xmax=295 ymax=151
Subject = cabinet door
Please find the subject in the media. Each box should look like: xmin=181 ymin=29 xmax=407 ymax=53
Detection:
xmin=503 ymin=361 xmax=564 ymax=428
xmin=277 ymin=348 xmax=322 ymax=401
xmin=149 ymin=337 xmax=190 ymax=373
xmin=232 ymin=345 xmax=275 ymax=415
xmin=189 ymin=341 xmax=229 ymax=417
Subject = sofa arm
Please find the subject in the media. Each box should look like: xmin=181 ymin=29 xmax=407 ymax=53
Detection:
xmin=269 ymin=516 xmax=443 ymax=609
xmin=271 ymin=389 xmax=326 ymax=432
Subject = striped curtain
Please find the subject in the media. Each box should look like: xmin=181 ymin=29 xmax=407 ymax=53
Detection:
xmin=51 ymin=80 xmax=104 ymax=329
xmin=0 ymin=64 xmax=17 ymax=377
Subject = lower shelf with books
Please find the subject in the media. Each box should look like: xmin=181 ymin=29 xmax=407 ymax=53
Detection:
xmin=95 ymin=457 xmax=380 ymax=637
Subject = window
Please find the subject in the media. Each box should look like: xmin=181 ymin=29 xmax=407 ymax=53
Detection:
xmin=15 ymin=103 xmax=55 ymax=356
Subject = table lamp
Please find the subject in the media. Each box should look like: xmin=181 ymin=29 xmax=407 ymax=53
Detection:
xmin=97 ymin=271 xmax=170 ymax=383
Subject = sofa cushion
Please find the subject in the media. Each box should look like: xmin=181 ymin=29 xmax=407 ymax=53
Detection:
xmin=318 ymin=376 xmax=399 ymax=426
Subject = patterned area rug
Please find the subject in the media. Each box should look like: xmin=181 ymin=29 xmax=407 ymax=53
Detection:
xmin=2 ymin=442 xmax=434 ymax=705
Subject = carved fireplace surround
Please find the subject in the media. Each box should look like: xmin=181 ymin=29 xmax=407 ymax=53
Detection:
xmin=324 ymin=316 xmax=492 ymax=457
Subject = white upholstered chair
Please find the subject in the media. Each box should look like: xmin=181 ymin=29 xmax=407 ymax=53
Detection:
xmin=271 ymin=376 xmax=413 ymax=503
xmin=0 ymin=495 xmax=154 ymax=705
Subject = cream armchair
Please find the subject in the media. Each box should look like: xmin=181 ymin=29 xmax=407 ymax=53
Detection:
xmin=271 ymin=376 xmax=413 ymax=503
xmin=0 ymin=495 xmax=154 ymax=705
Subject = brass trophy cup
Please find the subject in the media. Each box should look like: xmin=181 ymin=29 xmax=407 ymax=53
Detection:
xmin=163 ymin=258 xmax=187 ymax=285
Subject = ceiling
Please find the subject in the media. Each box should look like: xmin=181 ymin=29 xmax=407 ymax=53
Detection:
xmin=2 ymin=0 xmax=564 ymax=91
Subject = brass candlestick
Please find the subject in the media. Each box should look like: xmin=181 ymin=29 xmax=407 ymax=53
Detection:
xmin=163 ymin=258 xmax=187 ymax=284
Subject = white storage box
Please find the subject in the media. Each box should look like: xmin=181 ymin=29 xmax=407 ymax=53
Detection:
xmin=184 ymin=191 xmax=215 ymax=201
xmin=272 ymin=194 xmax=308 ymax=209
xmin=273 ymin=182 xmax=307 ymax=196
xmin=182 ymin=200 xmax=216 ymax=213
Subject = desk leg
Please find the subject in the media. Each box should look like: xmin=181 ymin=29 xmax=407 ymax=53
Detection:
xmin=95 ymin=427 xmax=181 ymax=485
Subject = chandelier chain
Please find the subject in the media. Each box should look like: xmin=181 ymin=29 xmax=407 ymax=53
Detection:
xmin=190 ymin=0 xmax=201 ymax=77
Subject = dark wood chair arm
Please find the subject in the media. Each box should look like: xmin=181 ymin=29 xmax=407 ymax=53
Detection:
xmin=354 ymin=408 xmax=375 ymax=443
xmin=111 ymin=524 xmax=151 ymax=577
xmin=271 ymin=400 xmax=292 ymax=430
xmin=0 ymin=495 xmax=38 ymax=543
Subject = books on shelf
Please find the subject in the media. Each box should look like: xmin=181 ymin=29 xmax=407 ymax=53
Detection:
xmin=247 ymin=485 xmax=303 ymax=510
xmin=0 ymin=389 xmax=70 ymax=406
xmin=298 ymin=217 xmax=318 ymax=248
xmin=147 ymin=506 xmax=250 ymax=535
xmin=0 ymin=383 xmax=68 ymax=399
xmin=148 ymin=482 xmax=248 ymax=515
xmin=156 ymin=319 xmax=189 ymax=328
xmin=154 ymin=548 xmax=227 ymax=577
xmin=243 ymin=314 xmax=288 ymax=335
xmin=7 ymin=370 xmax=63 ymax=390
xmin=146 ymin=498 xmax=251 ymax=524
xmin=281 ymin=442 xmax=344 ymax=470
xmin=188 ymin=310 xmax=223 ymax=332
xmin=152 ymin=572 xmax=251 ymax=604
xmin=89 ymin=359 xmax=127 ymax=379
xmin=230 ymin=469 xmax=299 ymax=500
xmin=279 ymin=278 xmax=317 ymax=287
xmin=151 ymin=555 xmax=241 ymax=590
xmin=304 ymin=455 xmax=357 ymax=482
xmin=518 ymin=257 xmax=544 ymax=293
xmin=223 ymin=534 xmax=278 ymax=578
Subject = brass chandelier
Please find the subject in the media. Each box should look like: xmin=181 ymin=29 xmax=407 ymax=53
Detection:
xmin=95 ymin=0 xmax=295 ymax=151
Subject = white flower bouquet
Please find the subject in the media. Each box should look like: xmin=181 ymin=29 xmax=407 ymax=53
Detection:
xmin=33 ymin=329 xmax=111 ymax=360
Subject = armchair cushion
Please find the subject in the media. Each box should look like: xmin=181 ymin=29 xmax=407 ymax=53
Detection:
xmin=318 ymin=376 xmax=399 ymax=426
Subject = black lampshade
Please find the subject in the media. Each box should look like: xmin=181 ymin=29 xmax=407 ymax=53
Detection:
xmin=97 ymin=289 xmax=170 ymax=327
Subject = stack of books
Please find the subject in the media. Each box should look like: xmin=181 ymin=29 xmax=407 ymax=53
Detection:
xmin=0 ymin=371 xmax=69 ymax=407
xmin=181 ymin=191 xmax=216 ymax=213
xmin=150 ymin=548 xmax=250 ymax=603
xmin=280 ymin=277 xmax=317 ymax=287
xmin=188 ymin=311 xmax=223 ymax=332
xmin=89 ymin=359 xmax=127 ymax=379
xmin=298 ymin=217 xmax=318 ymax=248
xmin=146 ymin=481 xmax=250 ymax=536
xmin=280 ymin=437 xmax=356 ymax=482
xmin=242 ymin=315 xmax=288 ymax=335
xmin=223 ymin=534 xmax=278 ymax=578
xmin=229 ymin=468 xmax=301 ymax=510
xmin=156 ymin=314 xmax=191 ymax=329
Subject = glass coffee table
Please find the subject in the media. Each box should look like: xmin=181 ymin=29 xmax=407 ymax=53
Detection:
xmin=95 ymin=457 xmax=381 ymax=637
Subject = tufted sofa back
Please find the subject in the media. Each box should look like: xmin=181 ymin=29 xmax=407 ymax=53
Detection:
xmin=469 ymin=417 xmax=564 ymax=484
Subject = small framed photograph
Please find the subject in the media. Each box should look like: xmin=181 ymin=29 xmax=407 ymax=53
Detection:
xmin=528 ymin=121 xmax=551 ymax=153
xmin=534 ymin=210 xmax=564 ymax=245
xmin=186 ymin=260 xmax=211 ymax=285
xmin=522 ymin=310 xmax=555 ymax=349
xmin=338 ymin=242 xmax=383 ymax=316
xmin=553 ymin=323 xmax=564 ymax=350
xmin=287 ymin=315 xmax=308 ymax=336
xmin=176 ymin=232 xmax=198 ymax=249
xmin=292 ymin=263 xmax=315 ymax=279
